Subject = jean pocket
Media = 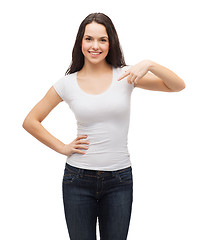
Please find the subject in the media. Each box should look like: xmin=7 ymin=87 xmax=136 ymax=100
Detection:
xmin=117 ymin=168 xmax=133 ymax=184
xmin=63 ymin=168 xmax=77 ymax=184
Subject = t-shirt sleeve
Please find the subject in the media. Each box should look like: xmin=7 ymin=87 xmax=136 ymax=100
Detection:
xmin=122 ymin=65 xmax=132 ymax=73
xmin=53 ymin=76 xmax=66 ymax=101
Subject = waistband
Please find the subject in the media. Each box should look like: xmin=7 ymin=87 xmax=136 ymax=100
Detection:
xmin=65 ymin=163 xmax=132 ymax=177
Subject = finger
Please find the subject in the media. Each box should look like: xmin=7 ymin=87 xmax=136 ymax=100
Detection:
xmin=78 ymin=140 xmax=90 ymax=144
xmin=74 ymin=149 xmax=86 ymax=154
xmin=127 ymin=73 xmax=134 ymax=84
xmin=73 ymin=145 xmax=88 ymax=155
xmin=134 ymin=76 xmax=140 ymax=85
xmin=75 ymin=144 xmax=89 ymax=150
xmin=76 ymin=135 xmax=88 ymax=140
xmin=129 ymin=74 xmax=137 ymax=84
xmin=117 ymin=71 xmax=130 ymax=81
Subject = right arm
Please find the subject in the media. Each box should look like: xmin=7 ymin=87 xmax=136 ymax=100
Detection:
xmin=22 ymin=86 xmax=89 ymax=156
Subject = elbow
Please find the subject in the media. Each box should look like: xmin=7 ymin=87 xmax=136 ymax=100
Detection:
xmin=179 ymin=79 xmax=186 ymax=91
xmin=176 ymin=82 xmax=186 ymax=92
xmin=171 ymin=81 xmax=186 ymax=92
xmin=22 ymin=116 xmax=35 ymax=132
xmin=22 ymin=115 xmax=41 ymax=133
xmin=22 ymin=117 xmax=30 ymax=131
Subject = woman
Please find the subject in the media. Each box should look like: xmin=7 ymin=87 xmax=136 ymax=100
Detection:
xmin=23 ymin=12 xmax=185 ymax=240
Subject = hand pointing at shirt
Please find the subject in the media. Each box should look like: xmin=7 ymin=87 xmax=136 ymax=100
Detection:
xmin=117 ymin=60 xmax=185 ymax=92
xmin=117 ymin=60 xmax=150 ymax=85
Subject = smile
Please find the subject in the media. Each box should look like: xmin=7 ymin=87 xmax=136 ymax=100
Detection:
xmin=88 ymin=51 xmax=102 ymax=55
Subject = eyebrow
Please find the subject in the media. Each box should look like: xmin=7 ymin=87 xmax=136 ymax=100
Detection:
xmin=84 ymin=35 xmax=109 ymax=39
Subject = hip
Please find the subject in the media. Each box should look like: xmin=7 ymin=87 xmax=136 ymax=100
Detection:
xmin=62 ymin=162 xmax=133 ymax=187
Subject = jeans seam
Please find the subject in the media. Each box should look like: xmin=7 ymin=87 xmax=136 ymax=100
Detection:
xmin=83 ymin=174 xmax=97 ymax=178
xmin=65 ymin=167 xmax=78 ymax=174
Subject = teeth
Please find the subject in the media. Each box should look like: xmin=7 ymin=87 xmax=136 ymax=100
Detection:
xmin=90 ymin=52 xmax=101 ymax=55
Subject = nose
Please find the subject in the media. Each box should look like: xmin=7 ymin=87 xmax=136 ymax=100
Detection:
xmin=92 ymin=40 xmax=99 ymax=50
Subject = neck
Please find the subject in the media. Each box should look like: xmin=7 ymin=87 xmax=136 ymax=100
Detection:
xmin=81 ymin=60 xmax=112 ymax=75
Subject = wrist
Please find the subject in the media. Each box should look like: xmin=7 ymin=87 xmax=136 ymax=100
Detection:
xmin=57 ymin=142 xmax=67 ymax=155
xmin=147 ymin=60 xmax=156 ymax=71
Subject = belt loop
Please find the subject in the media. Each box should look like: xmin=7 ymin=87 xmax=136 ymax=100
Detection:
xmin=112 ymin=170 xmax=116 ymax=177
xmin=78 ymin=168 xmax=84 ymax=178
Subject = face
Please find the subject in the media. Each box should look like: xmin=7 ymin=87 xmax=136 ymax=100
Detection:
xmin=81 ymin=22 xmax=110 ymax=65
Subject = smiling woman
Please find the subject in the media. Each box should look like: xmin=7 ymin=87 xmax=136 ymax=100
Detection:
xmin=22 ymin=12 xmax=185 ymax=240
xmin=81 ymin=22 xmax=110 ymax=64
xmin=65 ymin=13 xmax=126 ymax=75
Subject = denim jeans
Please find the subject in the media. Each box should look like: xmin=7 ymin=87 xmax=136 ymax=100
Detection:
xmin=62 ymin=163 xmax=133 ymax=240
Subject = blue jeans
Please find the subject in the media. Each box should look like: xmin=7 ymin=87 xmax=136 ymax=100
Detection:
xmin=62 ymin=163 xmax=133 ymax=240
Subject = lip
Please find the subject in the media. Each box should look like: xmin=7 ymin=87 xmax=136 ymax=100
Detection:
xmin=88 ymin=51 xmax=102 ymax=58
xmin=88 ymin=51 xmax=102 ymax=54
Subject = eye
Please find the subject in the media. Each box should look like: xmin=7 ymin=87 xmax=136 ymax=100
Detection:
xmin=85 ymin=37 xmax=91 ymax=41
xmin=100 ymin=39 xmax=107 ymax=42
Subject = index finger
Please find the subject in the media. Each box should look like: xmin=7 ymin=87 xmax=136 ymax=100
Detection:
xmin=77 ymin=135 xmax=88 ymax=139
xmin=117 ymin=71 xmax=130 ymax=81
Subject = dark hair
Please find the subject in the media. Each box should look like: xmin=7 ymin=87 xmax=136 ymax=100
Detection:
xmin=65 ymin=12 xmax=126 ymax=75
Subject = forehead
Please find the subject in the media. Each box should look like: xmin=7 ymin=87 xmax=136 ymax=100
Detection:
xmin=84 ymin=22 xmax=108 ymax=37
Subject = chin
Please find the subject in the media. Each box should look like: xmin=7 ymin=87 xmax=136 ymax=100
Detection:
xmin=86 ymin=58 xmax=107 ymax=65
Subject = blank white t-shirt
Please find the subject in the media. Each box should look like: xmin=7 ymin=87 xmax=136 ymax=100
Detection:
xmin=53 ymin=65 xmax=135 ymax=171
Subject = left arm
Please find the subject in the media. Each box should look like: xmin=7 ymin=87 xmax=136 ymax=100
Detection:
xmin=118 ymin=60 xmax=186 ymax=92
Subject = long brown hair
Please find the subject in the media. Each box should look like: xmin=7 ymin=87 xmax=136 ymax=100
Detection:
xmin=65 ymin=13 xmax=126 ymax=75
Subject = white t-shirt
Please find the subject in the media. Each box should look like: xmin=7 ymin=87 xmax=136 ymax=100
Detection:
xmin=53 ymin=66 xmax=135 ymax=171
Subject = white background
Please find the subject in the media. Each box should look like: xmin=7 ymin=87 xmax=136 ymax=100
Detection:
xmin=1 ymin=0 xmax=203 ymax=239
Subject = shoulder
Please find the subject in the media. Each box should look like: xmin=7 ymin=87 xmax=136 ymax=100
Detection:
xmin=115 ymin=65 xmax=132 ymax=79
xmin=115 ymin=65 xmax=132 ymax=74
xmin=115 ymin=65 xmax=135 ymax=92
xmin=54 ymin=73 xmax=75 ymax=87
xmin=53 ymin=73 xmax=76 ymax=101
xmin=59 ymin=72 xmax=76 ymax=82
